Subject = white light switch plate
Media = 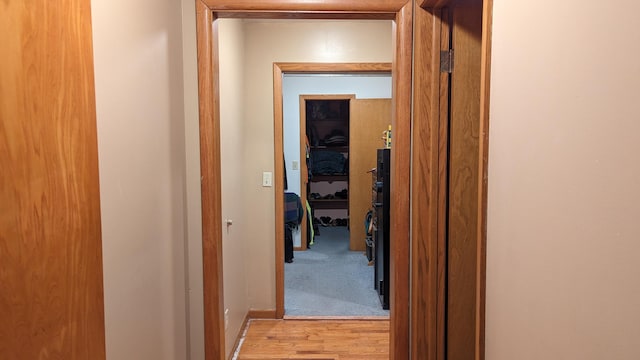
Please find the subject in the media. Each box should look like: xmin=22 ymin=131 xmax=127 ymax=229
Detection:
xmin=262 ymin=172 xmax=273 ymax=187
xmin=292 ymin=160 xmax=299 ymax=170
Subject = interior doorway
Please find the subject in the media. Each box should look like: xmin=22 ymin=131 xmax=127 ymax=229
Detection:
xmin=279 ymin=72 xmax=393 ymax=317
xmin=195 ymin=1 xmax=493 ymax=359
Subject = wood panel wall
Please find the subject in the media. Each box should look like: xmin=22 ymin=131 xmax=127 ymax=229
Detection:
xmin=0 ymin=0 xmax=106 ymax=358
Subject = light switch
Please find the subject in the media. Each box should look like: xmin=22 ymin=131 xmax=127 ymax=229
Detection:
xmin=262 ymin=172 xmax=273 ymax=187
xmin=292 ymin=161 xmax=299 ymax=170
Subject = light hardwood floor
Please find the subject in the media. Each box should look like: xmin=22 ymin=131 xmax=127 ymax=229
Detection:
xmin=235 ymin=319 xmax=390 ymax=359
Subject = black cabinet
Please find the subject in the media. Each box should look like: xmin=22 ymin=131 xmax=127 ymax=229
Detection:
xmin=373 ymin=148 xmax=390 ymax=310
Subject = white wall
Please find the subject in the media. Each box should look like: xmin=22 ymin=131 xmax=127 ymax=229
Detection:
xmin=282 ymin=74 xmax=391 ymax=247
xmin=91 ymin=0 xmax=188 ymax=358
xmin=241 ymin=20 xmax=393 ymax=310
xmin=486 ymin=1 xmax=640 ymax=359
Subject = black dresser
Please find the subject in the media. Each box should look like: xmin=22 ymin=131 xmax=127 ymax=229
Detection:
xmin=373 ymin=148 xmax=390 ymax=310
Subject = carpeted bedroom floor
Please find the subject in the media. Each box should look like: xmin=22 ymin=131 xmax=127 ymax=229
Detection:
xmin=284 ymin=226 xmax=389 ymax=317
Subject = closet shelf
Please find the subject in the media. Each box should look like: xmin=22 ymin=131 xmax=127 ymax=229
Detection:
xmin=310 ymin=175 xmax=348 ymax=183
xmin=309 ymin=146 xmax=349 ymax=152
xmin=309 ymin=199 xmax=349 ymax=209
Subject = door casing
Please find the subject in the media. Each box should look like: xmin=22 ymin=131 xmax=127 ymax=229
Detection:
xmin=411 ymin=1 xmax=492 ymax=359
xmin=295 ymin=93 xmax=358 ymax=252
xmin=274 ymin=64 xmax=391 ymax=318
xmin=194 ymin=0 xmax=493 ymax=359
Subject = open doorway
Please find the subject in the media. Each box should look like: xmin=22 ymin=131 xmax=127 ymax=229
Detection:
xmin=280 ymin=73 xmax=393 ymax=317
xmin=195 ymin=1 xmax=492 ymax=359
xmin=199 ymin=3 xmax=413 ymax=357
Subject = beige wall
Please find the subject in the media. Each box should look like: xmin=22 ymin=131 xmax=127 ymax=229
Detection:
xmin=486 ymin=1 xmax=640 ymax=359
xmin=91 ymin=0 xmax=188 ymax=358
xmin=218 ymin=19 xmax=250 ymax=359
xmin=240 ymin=20 xmax=393 ymax=310
xmin=180 ymin=0 xmax=205 ymax=358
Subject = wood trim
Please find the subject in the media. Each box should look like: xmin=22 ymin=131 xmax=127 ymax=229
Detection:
xmin=447 ymin=5 xmax=482 ymax=357
xmin=436 ymin=9 xmax=451 ymax=360
xmin=298 ymin=94 xmax=358 ymax=99
xmin=273 ymin=63 xmax=286 ymax=319
xmin=476 ymin=1 xmax=493 ymax=359
xmin=413 ymin=2 xmax=491 ymax=360
xmin=390 ymin=3 xmax=413 ymax=360
xmin=421 ymin=0 xmax=477 ymax=9
xmin=196 ymin=2 xmax=226 ymax=359
xmin=297 ymin=93 xmax=357 ymax=252
xmin=248 ymin=309 xmax=278 ymax=319
xmin=203 ymin=0 xmax=406 ymax=13
xmin=420 ymin=0 xmax=453 ymax=8
xmin=198 ymin=4 xmax=411 ymax=360
xmin=438 ymin=11 xmax=449 ymax=360
xmin=298 ymin=95 xmax=308 ymax=251
xmin=195 ymin=1 xmax=492 ymax=357
xmin=273 ymin=63 xmax=391 ymax=321
xmin=411 ymin=6 xmax=445 ymax=360
xmin=219 ymin=13 xmax=397 ymax=20
xmin=278 ymin=62 xmax=392 ymax=73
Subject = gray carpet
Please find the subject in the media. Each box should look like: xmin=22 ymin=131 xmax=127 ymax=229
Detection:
xmin=284 ymin=226 xmax=389 ymax=316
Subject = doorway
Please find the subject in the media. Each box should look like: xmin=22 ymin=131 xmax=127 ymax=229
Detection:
xmin=195 ymin=1 xmax=492 ymax=359
xmin=273 ymin=63 xmax=404 ymax=321
xmin=198 ymin=5 xmax=411 ymax=357
xmin=280 ymin=72 xmax=393 ymax=317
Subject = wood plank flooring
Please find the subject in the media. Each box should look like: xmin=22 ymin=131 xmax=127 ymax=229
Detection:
xmin=235 ymin=319 xmax=389 ymax=359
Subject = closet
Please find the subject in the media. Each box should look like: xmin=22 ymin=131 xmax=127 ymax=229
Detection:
xmin=305 ymin=98 xmax=350 ymax=213
xmin=300 ymin=96 xmax=391 ymax=251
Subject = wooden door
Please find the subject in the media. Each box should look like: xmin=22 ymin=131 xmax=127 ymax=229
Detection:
xmin=0 ymin=1 xmax=106 ymax=358
xmin=412 ymin=1 xmax=490 ymax=358
xmin=349 ymin=99 xmax=392 ymax=251
xmin=446 ymin=3 xmax=483 ymax=360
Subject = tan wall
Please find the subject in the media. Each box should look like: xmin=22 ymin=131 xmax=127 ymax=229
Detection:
xmin=486 ymin=1 xmax=640 ymax=359
xmin=241 ymin=20 xmax=393 ymax=310
xmin=180 ymin=0 xmax=205 ymax=358
xmin=218 ymin=19 xmax=250 ymax=358
xmin=91 ymin=0 xmax=188 ymax=358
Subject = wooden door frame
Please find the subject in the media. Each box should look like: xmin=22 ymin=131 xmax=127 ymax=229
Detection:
xmin=196 ymin=1 xmax=411 ymax=359
xmin=295 ymin=93 xmax=357 ymax=252
xmin=411 ymin=0 xmax=492 ymax=359
xmin=274 ymin=65 xmax=392 ymax=320
xmin=195 ymin=0 xmax=492 ymax=359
